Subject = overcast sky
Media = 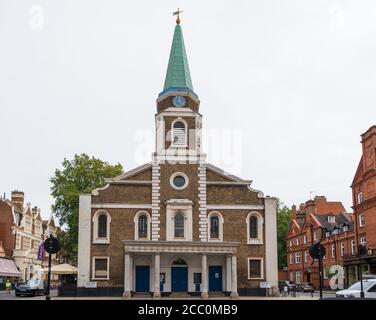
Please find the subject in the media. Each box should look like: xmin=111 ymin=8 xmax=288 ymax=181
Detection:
xmin=1 ymin=0 xmax=375 ymax=220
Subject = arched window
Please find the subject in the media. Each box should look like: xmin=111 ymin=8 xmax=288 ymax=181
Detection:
xmin=174 ymin=212 xmax=184 ymax=238
xmin=249 ymin=216 xmax=258 ymax=239
xmin=246 ymin=212 xmax=263 ymax=245
xmin=210 ymin=216 xmax=219 ymax=239
xmin=172 ymin=121 xmax=186 ymax=146
xmin=138 ymin=214 xmax=148 ymax=238
xmin=93 ymin=211 xmax=111 ymax=244
xmin=98 ymin=214 xmax=107 ymax=238
xmin=134 ymin=211 xmax=151 ymax=240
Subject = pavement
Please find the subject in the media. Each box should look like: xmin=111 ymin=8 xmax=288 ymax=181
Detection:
xmin=0 ymin=289 xmax=337 ymax=300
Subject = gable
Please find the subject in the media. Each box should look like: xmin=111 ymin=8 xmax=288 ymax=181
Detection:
xmin=112 ymin=163 xmax=152 ymax=182
xmin=206 ymin=163 xmax=251 ymax=183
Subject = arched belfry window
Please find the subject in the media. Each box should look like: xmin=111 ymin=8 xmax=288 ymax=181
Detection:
xmin=174 ymin=212 xmax=185 ymax=238
xmin=249 ymin=216 xmax=258 ymax=239
xmin=93 ymin=211 xmax=111 ymax=244
xmin=98 ymin=214 xmax=108 ymax=238
xmin=138 ymin=214 xmax=148 ymax=238
xmin=246 ymin=212 xmax=263 ymax=245
xmin=172 ymin=120 xmax=187 ymax=146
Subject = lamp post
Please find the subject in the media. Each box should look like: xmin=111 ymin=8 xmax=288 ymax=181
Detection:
xmin=358 ymin=244 xmax=367 ymax=299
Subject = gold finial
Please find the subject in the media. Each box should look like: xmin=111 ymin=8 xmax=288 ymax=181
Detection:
xmin=173 ymin=8 xmax=183 ymax=24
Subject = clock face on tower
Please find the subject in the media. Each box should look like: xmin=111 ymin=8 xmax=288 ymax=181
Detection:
xmin=172 ymin=95 xmax=186 ymax=107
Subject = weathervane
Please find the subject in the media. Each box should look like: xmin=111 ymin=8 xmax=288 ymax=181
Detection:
xmin=173 ymin=8 xmax=183 ymax=24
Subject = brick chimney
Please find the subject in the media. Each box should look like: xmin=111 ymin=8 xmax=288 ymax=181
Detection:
xmin=11 ymin=190 xmax=24 ymax=209
xmin=291 ymin=205 xmax=297 ymax=219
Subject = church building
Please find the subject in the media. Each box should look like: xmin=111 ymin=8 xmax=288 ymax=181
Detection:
xmin=77 ymin=14 xmax=278 ymax=298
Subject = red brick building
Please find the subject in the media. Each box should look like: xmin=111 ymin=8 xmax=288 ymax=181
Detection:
xmin=286 ymin=196 xmax=355 ymax=289
xmin=343 ymin=126 xmax=376 ymax=281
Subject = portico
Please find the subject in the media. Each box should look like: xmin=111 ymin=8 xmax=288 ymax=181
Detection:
xmin=122 ymin=241 xmax=239 ymax=298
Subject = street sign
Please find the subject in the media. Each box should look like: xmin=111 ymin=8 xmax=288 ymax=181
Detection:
xmin=44 ymin=236 xmax=60 ymax=254
xmin=260 ymin=282 xmax=271 ymax=289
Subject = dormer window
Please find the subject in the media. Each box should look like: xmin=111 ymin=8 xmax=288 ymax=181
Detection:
xmin=325 ymin=230 xmax=331 ymax=238
xmin=327 ymin=216 xmax=335 ymax=223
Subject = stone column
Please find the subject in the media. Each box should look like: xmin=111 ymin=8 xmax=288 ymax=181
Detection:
xmin=123 ymin=253 xmax=131 ymax=299
xmin=153 ymin=253 xmax=161 ymax=298
xmin=230 ymin=255 xmax=239 ymax=298
xmin=201 ymin=254 xmax=209 ymax=298
xmin=226 ymin=255 xmax=232 ymax=293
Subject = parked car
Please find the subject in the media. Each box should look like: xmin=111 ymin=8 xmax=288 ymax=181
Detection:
xmin=15 ymin=279 xmax=47 ymax=297
xmin=336 ymin=279 xmax=376 ymax=298
xmin=296 ymin=282 xmax=314 ymax=293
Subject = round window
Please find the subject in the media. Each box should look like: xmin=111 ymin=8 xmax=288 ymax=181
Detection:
xmin=173 ymin=175 xmax=186 ymax=188
xmin=170 ymin=172 xmax=189 ymax=190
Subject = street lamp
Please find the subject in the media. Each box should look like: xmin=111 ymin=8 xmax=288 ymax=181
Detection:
xmin=358 ymin=244 xmax=367 ymax=299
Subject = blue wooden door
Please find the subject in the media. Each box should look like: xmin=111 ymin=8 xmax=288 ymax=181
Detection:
xmin=171 ymin=267 xmax=188 ymax=292
xmin=209 ymin=266 xmax=223 ymax=292
xmin=135 ymin=266 xmax=150 ymax=292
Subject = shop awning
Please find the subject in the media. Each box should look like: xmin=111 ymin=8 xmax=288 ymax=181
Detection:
xmin=0 ymin=258 xmax=22 ymax=277
xmin=42 ymin=263 xmax=78 ymax=274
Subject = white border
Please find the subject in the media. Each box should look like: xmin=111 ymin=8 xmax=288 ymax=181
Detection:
xmin=170 ymin=172 xmax=189 ymax=191
xmin=92 ymin=256 xmax=110 ymax=280
xmin=247 ymin=257 xmax=264 ymax=280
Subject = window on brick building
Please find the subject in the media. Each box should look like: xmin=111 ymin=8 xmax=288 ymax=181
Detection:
xmin=289 ymin=240 xmax=292 ymax=248
xmin=249 ymin=216 xmax=258 ymax=239
xmin=359 ymin=214 xmax=365 ymax=227
xmin=98 ymin=214 xmax=107 ymax=238
xmin=295 ymin=252 xmax=301 ymax=264
xmin=296 ymin=271 xmax=302 ymax=284
xmin=296 ymin=237 xmax=299 ymax=246
xmin=210 ymin=216 xmax=219 ymax=239
xmin=93 ymin=257 xmax=109 ymax=279
xmin=303 ymin=235 xmax=307 ymax=244
xmin=360 ymin=237 xmax=366 ymax=246
xmin=304 ymin=251 xmax=309 ymax=263
xmin=351 ymin=240 xmax=356 ymax=255
xmin=331 ymin=244 xmax=336 ymax=258
xmin=313 ymin=232 xmax=318 ymax=241
xmin=357 ymin=192 xmax=363 ymax=204
xmin=289 ymin=254 xmax=293 ymax=265
xmin=340 ymin=242 xmax=345 ymax=257
xmin=248 ymin=258 xmax=263 ymax=279
xmin=138 ymin=214 xmax=148 ymax=238
xmin=208 ymin=212 xmax=223 ymax=241
xmin=174 ymin=212 xmax=185 ymax=238
xmin=246 ymin=212 xmax=263 ymax=245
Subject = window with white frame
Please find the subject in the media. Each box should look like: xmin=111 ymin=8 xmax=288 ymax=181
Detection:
xmin=92 ymin=211 xmax=111 ymax=244
xmin=360 ymin=236 xmax=366 ymax=246
xmin=289 ymin=240 xmax=292 ymax=248
xmin=174 ymin=212 xmax=185 ymax=238
xmin=208 ymin=212 xmax=223 ymax=241
xmin=289 ymin=254 xmax=293 ymax=265
xmin=327 ymin=216 xmax=335 ymax=223
xmin=15 ymin=234 xmax=21 ymax=249
xmin=296 ymin=237 xmax=299 ymax=246
xmin=92 ymin=257 xmax=109 ymax=280
xmin=248 ymin=258 xmax=263 ymax=279
xmin=331 ymin=244 xmax=336 ymax=258
xmin=351 ymin=240 xmax=356 ymax=255
xmin=246 ymin=212 xmax=263 ymax=245
xmin=304 ymin=251 xmax=309 ymax=263
xmin=359 ymin=214 xmax=365 ymax=227
xmin=296 ymin=271 xmax=302 ymax=284
xmin=313 ymin=232 xmax=318 ymax=241
xmin=303 ymin=235 xmax=307 ymax=244
xmin=340 ymin=242 xmax=345 ymax=257
xmin=172 ymin=120 xmax=187 ymax=146
xmin=357 ymin=192 xmax=363 ymax=204
xmin=295 ymin=252 xmax=301 ymax=264
xmin=134 ymin=211 xmax=151 ymax=240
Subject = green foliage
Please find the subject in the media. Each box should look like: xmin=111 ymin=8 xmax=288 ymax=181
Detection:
xmin=277 ymin=199 xmax=292 ymax=270
xmin=50 ymin=154 xmax=123 ymax=264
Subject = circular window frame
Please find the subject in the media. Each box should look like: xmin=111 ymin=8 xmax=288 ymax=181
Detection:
xmin=170 ymin=172 xmax=189 ymax=191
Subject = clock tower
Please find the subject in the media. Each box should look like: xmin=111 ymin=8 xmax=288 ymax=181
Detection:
xmin=155 ymin=18 xmax=203 ymax=161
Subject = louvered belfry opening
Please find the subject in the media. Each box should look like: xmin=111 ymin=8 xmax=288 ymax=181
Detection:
xmin=173 ymin=121 xmax=186 ymax=146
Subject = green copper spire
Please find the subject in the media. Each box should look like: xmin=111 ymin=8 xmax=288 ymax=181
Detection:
xmin=160 ymin=22 xmax=195 ymax=97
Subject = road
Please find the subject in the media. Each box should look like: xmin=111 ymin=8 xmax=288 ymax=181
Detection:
xmin=0 ymin=289 xmax=58 ymax=300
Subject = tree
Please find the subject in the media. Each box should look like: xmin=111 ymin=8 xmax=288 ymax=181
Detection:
xmin=277 ymin=199 xmax=292 ymax=270
xmin=50 ymin=154 xmax=123 ymax=264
